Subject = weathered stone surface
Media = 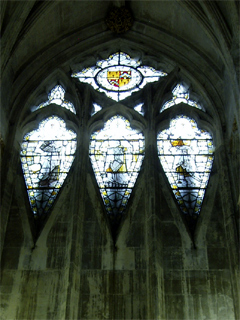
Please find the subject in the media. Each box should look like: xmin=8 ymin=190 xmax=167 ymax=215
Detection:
xmin=1 ymin=1 xmax=239 ymax=319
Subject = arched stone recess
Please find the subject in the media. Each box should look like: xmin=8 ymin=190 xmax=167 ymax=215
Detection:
xmin=88 ymin=103 xmax=147 ymax=240
xmin=156 ymin=103 xmax=219 ymax=249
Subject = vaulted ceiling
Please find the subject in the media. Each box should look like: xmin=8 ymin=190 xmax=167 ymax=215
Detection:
xmin=1 ymin=1 xmax=239 ymax=142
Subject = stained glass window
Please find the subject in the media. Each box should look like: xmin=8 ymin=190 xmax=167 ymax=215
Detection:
xmin=89 ymin=115 xmax=145 ymax=227
xmin=160 ymin=84 xmax=205 ymax=112
xmin=157 ymin=115 xmax=214 ymax=221
xmin=31 ymin=85 xmax=76 ymax=114
xmin=20 ymin=116 xmax=77 ymax=217
xmin=72 ymin=52 xmax=167 ymax=102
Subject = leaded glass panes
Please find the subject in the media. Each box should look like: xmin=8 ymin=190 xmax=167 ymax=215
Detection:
xmin=134 ymin=103 xmax=144 ymax=116
xmin=160 ymin=84 xmax=205 ymax=112
xmin=89 ymin=115 xmax=145 ymax=227
xmin=92 ymin=103 xmax=102 ymax=116
xmin=32 ymin=85 xmax=76 ymax=114
xmin=157 ymin=115 xmax=214 ymax=220
xmin=20 ymin=116 xmax=77 ymax=217
xmin=72 ymin=52 xmax=167 ymax=102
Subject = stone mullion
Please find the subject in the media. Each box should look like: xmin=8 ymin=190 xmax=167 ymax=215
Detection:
xmin=217 ymin=146 xmax=240 ymax=320
xmin=145 ymin=95 xmax=165 ymax=319
xmin=64 ymin=87 xmax=91 ymax=319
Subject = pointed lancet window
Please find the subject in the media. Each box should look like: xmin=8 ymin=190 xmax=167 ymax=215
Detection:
xmin=31 ymin=85 xmax=76 ymax=114
xmin=157 ymin=115 xmax=214 ymax=222
xmin=20 ymin=116 xmax=77 ymax=218
xmin=72 ymin=52 xmax=167 ymax=102
xmin=160 ymin=84 xmax=205 ymax=112
xmin=89 ymin=115 xmax=145 ymax=228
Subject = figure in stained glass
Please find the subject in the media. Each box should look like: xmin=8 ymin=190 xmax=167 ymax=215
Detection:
xmin=89 ymin=115 xmax=145 ymax=228
xmin=20 ymin=116 xmax=77 ymax=218
xmin=157 ymin=115 xmax=214 ymax=223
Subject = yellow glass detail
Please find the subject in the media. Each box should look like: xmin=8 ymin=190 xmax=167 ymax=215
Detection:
xmin=107 ymin=71 xmax=131 ymax=88
xmin=171 ymin=140 xmax=184 ymax=147
xmin=133 ymin=155 xmax=138 ymax=162
xmin=176 ymin=165 xmax=190 ymax=177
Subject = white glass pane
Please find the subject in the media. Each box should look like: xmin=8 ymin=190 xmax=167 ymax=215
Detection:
xmin=160 ymin=84 xmax=204 ymax=112
xmin=157 ymin=115 xmax=214 ymax=218
xmin=32 ymin=85 xmax=76 ymax=114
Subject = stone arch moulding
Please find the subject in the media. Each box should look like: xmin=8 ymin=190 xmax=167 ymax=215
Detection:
xmin=9 ymin=36 xmax=224 ymax=142
xmin=88 ymin=102 xmax=147 ymax=133
xmin=4 ymin=49 xmax=223 ymax=248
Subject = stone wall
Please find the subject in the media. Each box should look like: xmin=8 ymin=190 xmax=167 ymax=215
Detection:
xmin=1 ymin=2 xmax=239 ymax=319
xmin=1 ymin=149 xmax=238 ymax=320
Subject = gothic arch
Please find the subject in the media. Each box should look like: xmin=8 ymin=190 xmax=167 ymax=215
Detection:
xmin=1 ymin=2 xmax=239 ymax=320
xmin=3 ymin=48 xmax=224 ymax=244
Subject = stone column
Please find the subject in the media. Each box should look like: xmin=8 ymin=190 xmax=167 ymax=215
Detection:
xmin=145 ymin=87 xmax=165 ymax=319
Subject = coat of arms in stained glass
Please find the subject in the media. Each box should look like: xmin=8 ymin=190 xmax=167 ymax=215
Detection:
xmin=20 ymin=116 xmax=77 ymax=218
xmin=157 ymin=115 xmax=214 ymax=229
xmin=72 ymin=52 xmax=167 ymax=102
xmin=89 ymin=115 xmax=145 ymax=230
xmin=107 ymin=70 xmax=131 ymax=88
